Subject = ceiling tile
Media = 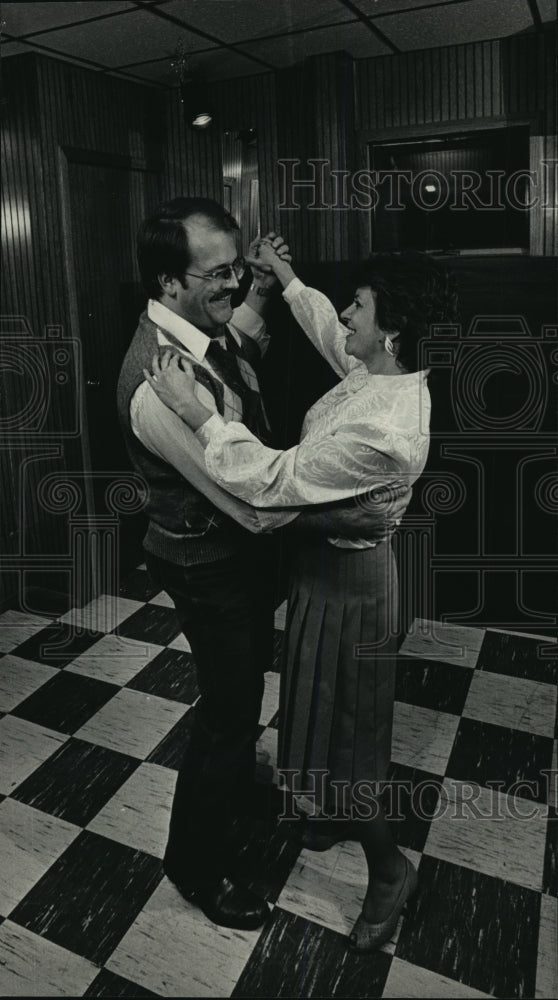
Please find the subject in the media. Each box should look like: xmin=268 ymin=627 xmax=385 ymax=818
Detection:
xmin=120 ymin=48 xmax=266 ymax=85
xmin=353 ymin=0 xmax=464 ymax=14
xmin=375 ymin=0 xmax=535 ymax=51
xmin=0 ymin=2 xmax=136 ymax=38
xmin=183 ymin=46 xmax=269 ymax=80
xmin=159 ymin=0 xmax=352 ymax=43
xmin=118 ymin=58 xmax=180 ymax=86
xmin=238 ymin=21 xmax=391 ymax=67
xmin=535 ymin=0 xmax=558 ymax=21
xmin=26 ymin=9 xmax=218 ymax=69
xmin=0 ymin=40 xmax=35 ymax=58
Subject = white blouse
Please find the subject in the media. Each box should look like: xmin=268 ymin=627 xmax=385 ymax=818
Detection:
xmin=196 ymin=278 xmax=431 ymax=542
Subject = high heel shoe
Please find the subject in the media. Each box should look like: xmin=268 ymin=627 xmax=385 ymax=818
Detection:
xmin=348 ymin=856 xmax=418 ymax=953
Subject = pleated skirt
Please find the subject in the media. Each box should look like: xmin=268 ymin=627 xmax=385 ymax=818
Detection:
xmin=278 ymin=538 xmax=398 ymax=810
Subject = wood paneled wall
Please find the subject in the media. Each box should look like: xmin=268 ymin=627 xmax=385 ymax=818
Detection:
xmin=159 ymin=28 xmax=556 ymax=260
xmin=161 ymin=53 xmax=360 ymax=263
xmin=161 ymin=89 xmax=222 ymax=202
xmin=273 ymin=52 xmax=358 ymax=262
xmin=1 ymin=54 xmax=162 ymax=607
xmin=160 ymin=72 xmax=280 ymax=232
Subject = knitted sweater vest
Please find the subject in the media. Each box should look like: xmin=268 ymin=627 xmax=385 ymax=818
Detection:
xmin=116 ymin=311 xmax=247 ymax=566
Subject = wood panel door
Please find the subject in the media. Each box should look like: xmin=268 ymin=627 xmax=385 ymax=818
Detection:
xmin=63 ymin=152 xmax=160 ymax=572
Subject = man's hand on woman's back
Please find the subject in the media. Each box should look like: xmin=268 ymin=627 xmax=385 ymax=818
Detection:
xmin=292 ymin=483 xmax=413 ymax=540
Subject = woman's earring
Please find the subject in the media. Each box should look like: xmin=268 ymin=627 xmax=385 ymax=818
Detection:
xmin=384 ymin=336 xmax=396 ymax=356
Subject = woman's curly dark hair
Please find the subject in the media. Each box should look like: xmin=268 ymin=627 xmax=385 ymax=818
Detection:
xmin=351 ymin=253 xmax=459 ymax=373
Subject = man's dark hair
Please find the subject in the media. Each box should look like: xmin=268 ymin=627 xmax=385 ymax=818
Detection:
xmin=137 ymin=197 xmax=239 ymax=299
xmin=351 ymin=252 xmax=459 ymax=373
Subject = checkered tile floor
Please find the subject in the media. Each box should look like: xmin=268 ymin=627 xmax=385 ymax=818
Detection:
xmin=0 ymin=567 xmax=556 ymax=998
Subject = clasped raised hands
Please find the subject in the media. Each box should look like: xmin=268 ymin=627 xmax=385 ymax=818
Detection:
xmin=245 ymin=232 xmax=292 ymax=286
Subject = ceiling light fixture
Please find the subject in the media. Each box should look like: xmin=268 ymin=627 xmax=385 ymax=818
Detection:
xmin=171 ymin=43 xmax=213 ymax=130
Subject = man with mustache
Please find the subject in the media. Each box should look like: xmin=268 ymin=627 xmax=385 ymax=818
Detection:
xmin=117 ymin=197 xmax=409 ymax=930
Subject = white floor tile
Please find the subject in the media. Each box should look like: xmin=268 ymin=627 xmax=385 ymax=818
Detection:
xmin=149 ymin=590 xmax=175 ymax=608
xmin=400 ymin=618 xmax=485 ymax=668
xmin=167 ymin=632 xmax=191 ymax=653
xmin=0 ymin=610 xmax=52 ymax=654
xmin=256 ymin=726 xmax=278 ymax=784
xmin=59 ymin=595 xmax=144 ymax=633
xmin=106 ymin=876 xmax=263 ymax=997
xmin=278 ymin=841 xmax=421 ymax=952
xmin=259 ymin=671 xmax=280 ymax=726
xmin=0 ymin=799 xmax=79 ymax=916
xmin=75 ymin=688 xmax=187 ymax=760
xmin=87 ymin=762 xmax=176 ymax=858
xmin=463 ymin=670 xmax=557 ymax=737
xmin=0 ymin=920 xmax=98 ymax=997
xmin=274 ymin=601 xmax=287 ymax=630
xmin=66 ymin=634 xmax=165 ymax=686
xmin=0 ymin=656 xmax=58 ymax=713
xmin=392 ymin=701 xmax=459 ymax=775
xmin=424 ymin=778 xmax=548 ymax=892
xmin=490 ymin=628 xmax=557 ymax=644
xmin=536 ymin=893 xmax=558 ymax=999
xmin=384 ymin=958 xmax=491 ymax=997
xmin=0 ymin=716 xmax=67 ymax=795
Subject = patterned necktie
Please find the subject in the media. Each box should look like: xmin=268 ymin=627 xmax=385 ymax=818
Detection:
xmin=206 ymin=330 xmax=271 ymax=444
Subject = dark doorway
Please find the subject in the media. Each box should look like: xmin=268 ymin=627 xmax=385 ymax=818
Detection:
xmin=64 ymin=151 xmax=160 ymax=576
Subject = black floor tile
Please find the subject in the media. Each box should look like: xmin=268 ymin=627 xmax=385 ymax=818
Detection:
xmin=114 ymin=605 xmax=180 ymax=646
xmin=478 ymin=631 xmax=558 ymax=684
xmin=10 ymin=830 xmax=163 ymax=965
xmin=232 ymin=906 xmax=391 ymax=998
xmin=229 ymin=815 xmax=302 ymax=904
xmin=446 ymin=717 xmax=554 ymax=802
xmin=543 ymin=805 xmax=557 ymax=897
xmin=85 ymin=969 xmax=159 ymax=997
xmin=383 ymin=763 xmax=444 ymax=853
xmin=19 ymin=587 xmax=74 ymax=617
xmin=11 ymin=738 xmax=139 ymax=826
xmin=119 ymin=569 xmax=160 ymax=603
xmin=11 ymin=671 xmax=119 ymax=735
xmin=396 ymin=855 xmax=540 ymax=998
xmin=11 ymin=624 xmax=104 ymax=668
xmin=126 ymin=647 xmax=199 ymax=704
xmin=147 ymin=706 xmax=195 ymax=770
xmin=395 ymin=655 xmax=473 ymax=714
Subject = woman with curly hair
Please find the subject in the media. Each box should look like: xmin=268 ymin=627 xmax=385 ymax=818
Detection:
xmin=144 ymin=244 xmax=458 ymax=952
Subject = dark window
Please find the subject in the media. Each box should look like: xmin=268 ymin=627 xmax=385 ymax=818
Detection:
xmin=370 ymin=126 xmax=530 ymax=253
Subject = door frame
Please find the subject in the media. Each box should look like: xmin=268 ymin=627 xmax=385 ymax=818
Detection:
xmin=56 ymin=144 xmax=161 ymax=593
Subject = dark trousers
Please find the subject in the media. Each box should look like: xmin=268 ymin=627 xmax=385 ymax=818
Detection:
xmin=145 ymin=537 xmax=278 ymax=886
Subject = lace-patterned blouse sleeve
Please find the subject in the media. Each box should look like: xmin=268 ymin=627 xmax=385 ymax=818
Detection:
xmin=283 ymin=279 xmax=361 ymax=378
xmin=196 ymin=396 xmax=424 ymax=509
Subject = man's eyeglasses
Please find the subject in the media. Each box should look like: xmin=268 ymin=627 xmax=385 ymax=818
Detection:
xmin=184 ymin=257 xmax=246 ymax=283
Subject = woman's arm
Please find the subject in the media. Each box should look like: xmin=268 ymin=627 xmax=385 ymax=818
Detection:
xmin=144 ymin=354 xmax=423 ymax=509
xmin=256 ymin=243 xmax=359 ymax=379
xmin=198 ymin=413 xmax=412 ymax=507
